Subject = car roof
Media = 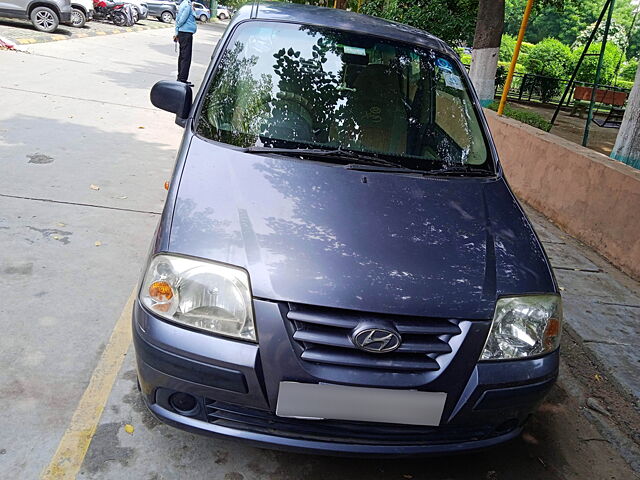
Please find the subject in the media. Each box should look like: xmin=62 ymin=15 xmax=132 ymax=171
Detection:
xmin=232 ymin=1 xmax=452 ymax=54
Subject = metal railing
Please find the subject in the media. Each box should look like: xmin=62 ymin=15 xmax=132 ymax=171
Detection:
xmin=495 ymin=72 xmax=630 ymax=107
xmin=462 ymin=63 xmax=630 ymax=107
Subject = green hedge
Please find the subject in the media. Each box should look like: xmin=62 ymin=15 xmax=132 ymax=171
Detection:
xmin=615 ymin=79 xmax=634 ymax=90
xmin=486 ymin=102 xmax=552 ymax=132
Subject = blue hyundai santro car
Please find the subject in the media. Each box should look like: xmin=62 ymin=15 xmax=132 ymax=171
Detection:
xmin=135 ymin=1 xmax=562 ymax=455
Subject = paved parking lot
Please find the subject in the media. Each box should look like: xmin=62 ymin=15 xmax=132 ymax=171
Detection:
xmin=1 ymin=21 xmax=639 ymax=480
xmin=0 ymin=17 xmax=173 ymax=45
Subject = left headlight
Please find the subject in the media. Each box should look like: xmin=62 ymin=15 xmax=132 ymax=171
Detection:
xmin=139 ymin=254 xmax=256 ymax=342
xmin=481 ymin=295 xmax=562 ymax=360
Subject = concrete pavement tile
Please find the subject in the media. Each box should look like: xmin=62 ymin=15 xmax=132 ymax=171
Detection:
xmin=563 ymin=296 xmax=640 ymax=346
xmin=0 ymin=196 xmax=158 ymax=479
xmin=524 ymin=208 xmax=567 ymax=245
xmin=543 ymin=242 xmax=600 ymax=272
xmin=555 ymin=269 xmax=640 ymax=305
xmin=585 ymin=342 xmax=640 ymax=400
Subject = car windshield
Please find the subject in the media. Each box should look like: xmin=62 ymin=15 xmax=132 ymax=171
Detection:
xmin=196 ymin=22 xmax=490 ymax=171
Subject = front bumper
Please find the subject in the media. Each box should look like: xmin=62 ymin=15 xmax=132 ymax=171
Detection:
xmin=133 ymin=300 xmax=559 ymax=455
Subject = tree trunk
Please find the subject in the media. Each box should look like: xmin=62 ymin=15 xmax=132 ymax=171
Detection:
xmin=469 ymin=0 xmax=505 ymax=106
xmin=336 ymin=0 xmax=348 ymax=9
xmin=611 ymin=67 xmax=640 ymax=169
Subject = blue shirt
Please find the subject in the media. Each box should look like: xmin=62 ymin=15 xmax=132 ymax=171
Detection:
xmin=175 ymin=0 xmax=197 ymax=35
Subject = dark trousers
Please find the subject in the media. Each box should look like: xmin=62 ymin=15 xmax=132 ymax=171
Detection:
xmin=177 ymin=31 xmax=193 ymax=83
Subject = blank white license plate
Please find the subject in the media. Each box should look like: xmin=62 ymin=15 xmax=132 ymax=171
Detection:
xmin=276 ymin=382 xmax=446 ymax=426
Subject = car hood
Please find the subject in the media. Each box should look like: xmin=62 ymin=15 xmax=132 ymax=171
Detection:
xmin=168 ymin=137 xmax=555 ymax=319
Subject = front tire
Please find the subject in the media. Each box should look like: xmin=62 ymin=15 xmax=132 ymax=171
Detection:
xmin=112 ymin=11 xmax=126 ymax=26
xmin=70 ymin=8 xmax=86 ymax=28
xmin=31 ymin=6 xmax=59 ymax=32
xmin=217 ymin=12 xmax=227 ymax=20
xmin=199 ymin=14 xmax=207 ymax=22
xmin=160 ymin=11 xmax=173 ymax=23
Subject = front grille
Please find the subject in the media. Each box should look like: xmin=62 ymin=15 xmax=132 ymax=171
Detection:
xmin=284 ymin=303 xmax=462 ymax=373
xmin=205 ymin=399 xmax=493 ymax=445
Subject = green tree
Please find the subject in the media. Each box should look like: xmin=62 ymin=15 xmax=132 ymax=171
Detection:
xmin=500 ymin=34 xmax=518 ymax=61
xmin=361 ymin=0 xmax=478 ymax=46
xmin=523 ymin=38 xmax=572 ymax=77
xmin=620 ymin=58 xmax=638 ymax=81
xmin=573 ymin=19 xmax=629 ymax=49
xmin=505 ymin=0 xmax=640 ymax=47
xmin=572 ymin=42 xmax=627 ymax=85
xmin=522 ymin=38 xmax=572 ymax=102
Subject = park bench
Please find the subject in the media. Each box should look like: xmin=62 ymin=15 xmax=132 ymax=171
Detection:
xmin=570 ymin=85 xmax=628 ymax=127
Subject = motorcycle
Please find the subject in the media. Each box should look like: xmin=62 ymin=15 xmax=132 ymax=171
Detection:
xmin=93 ymin=0 xmax=136 ymax=26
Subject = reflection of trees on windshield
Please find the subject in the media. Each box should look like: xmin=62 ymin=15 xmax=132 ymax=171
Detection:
xmin=264 ymin=37 xmax=343 ymax=146
xmin=196 ymin=23 xmax=488 ymax=168
xmin=197 ymin=42 xmax=273 ymax=147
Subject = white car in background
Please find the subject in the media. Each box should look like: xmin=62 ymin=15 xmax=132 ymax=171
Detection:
xmin=128 ymin=0 xmax=149 ymax=22
xmin=216 ymin=4 xmax=229 ymax=19
xmin=70 ymin=0 xmax=94 ymax=27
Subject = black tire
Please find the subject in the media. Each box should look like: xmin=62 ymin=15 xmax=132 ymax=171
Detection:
xmin=217 ymin=12 xmax=227 ymax=20
xmin=132 ymin=10 xmax=139 ymax=23
xmin=160 ymin=11 xmax=173 ymax=23
xmin=199 ymin=14 xmax=207 ymax=22
xmin=112 ymin=10 xmax=126 ymax=26
xmin=30 ymin=6 xmax=59 ymax=33
xmin=70 ymin=7 xmax=86 ymax=28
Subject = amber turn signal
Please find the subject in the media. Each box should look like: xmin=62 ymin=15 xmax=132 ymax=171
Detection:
xmin=149 ymin=281 xmax=174 ymax=301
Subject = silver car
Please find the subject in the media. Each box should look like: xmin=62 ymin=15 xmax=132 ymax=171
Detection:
xmin=0 ymin=0 xmax=72 ymax=32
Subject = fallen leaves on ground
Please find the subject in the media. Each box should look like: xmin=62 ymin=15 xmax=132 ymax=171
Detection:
xmin=124 ymin=424 xmax=134 ymax=434
xmin=90 ymin=184 xmax=100 ymax=191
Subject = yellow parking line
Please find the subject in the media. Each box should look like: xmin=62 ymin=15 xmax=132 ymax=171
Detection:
xmin=41 ymin=290 xmax=135 ymax=480
xmin=95 ymin=31 xmax=106 ymax=35
xmin=16 ymin=38 xmax=37 ymax=44
xmin=51 ymin=34 xmax=66 ymax=41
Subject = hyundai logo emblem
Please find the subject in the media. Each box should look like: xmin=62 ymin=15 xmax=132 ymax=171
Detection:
xmin=352 ymin=327 xmax=402 ymax=353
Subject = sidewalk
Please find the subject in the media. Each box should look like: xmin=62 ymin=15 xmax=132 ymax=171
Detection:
xmin=523 ymin=204 xmax=640 ymax=404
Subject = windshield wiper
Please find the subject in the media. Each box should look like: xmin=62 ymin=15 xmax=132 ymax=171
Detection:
xmin=344 ymin=163 xmax=424 ymax=174
xmin=242 ymin=146 xmax=404 ymax=169
xmin=422 ymin=165 xmax=496 ymax=177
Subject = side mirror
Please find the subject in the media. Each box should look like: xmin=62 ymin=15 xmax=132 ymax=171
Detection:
xmin=150 ymin=81 xmax=193 ymax=127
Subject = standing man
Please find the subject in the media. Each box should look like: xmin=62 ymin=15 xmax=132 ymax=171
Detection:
xmin=173 ymin=0 xmax=197 ymax=85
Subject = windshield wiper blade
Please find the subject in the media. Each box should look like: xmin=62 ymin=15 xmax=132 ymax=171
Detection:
xmin=242 ymin=146 xmax=404 ymax=168
xmin=344 ymin=163 xmax=423 ymax=174
xmin=422 ymin=165 xmax=495 ymax=177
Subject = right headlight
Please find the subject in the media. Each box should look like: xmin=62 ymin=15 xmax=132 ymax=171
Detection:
xmin=139 ymin=254 xmax=256 ymax=342
xmin=481 ymin=295 xmax=562 ymax=360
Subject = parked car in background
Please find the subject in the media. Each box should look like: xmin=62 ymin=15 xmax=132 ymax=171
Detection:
xmin=70 ymin=0 xmax=93 ymax=27
xmin=146 ymin=0 xmax=174 ymax=22
xmin=192 ymin=1 xmax=209 ymax=22
xmin=126 ymin=0 xmax=148 ymax=22
xmin=0 ymin=0 xmax=72 ymax=32
xmin=141 ymin=2 xmax=563 ymax=456
xmin=216 ymin=4 xmax=229 ymax=19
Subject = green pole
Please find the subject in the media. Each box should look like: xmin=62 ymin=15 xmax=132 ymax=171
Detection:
xmin=583 ymin=0 xmax=615 ymax=147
